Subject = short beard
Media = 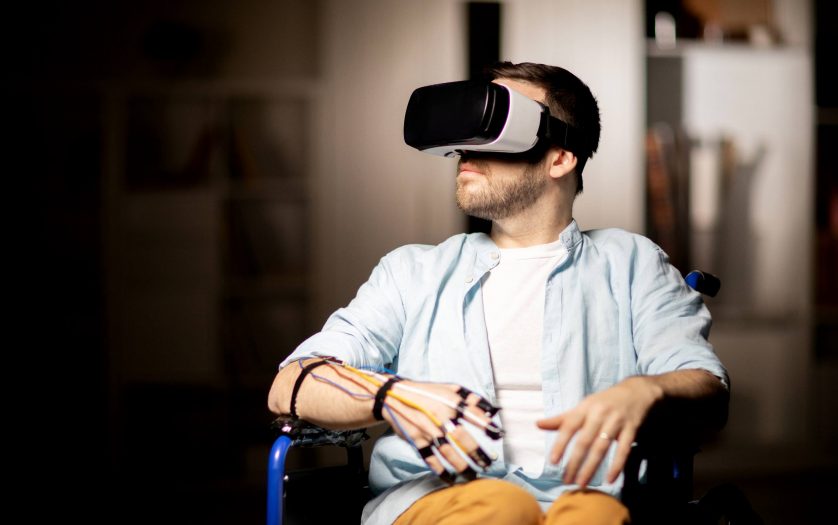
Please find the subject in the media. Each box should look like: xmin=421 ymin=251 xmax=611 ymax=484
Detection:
xmin=455 ymin=159 xmax=547 ymax=221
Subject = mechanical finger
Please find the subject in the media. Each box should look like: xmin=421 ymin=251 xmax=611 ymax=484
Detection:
xmin=456 ymin=387 xmax=500 ymax=417
xmin=414 ymin=440 xmax=450 ymax=481
xmin=454 ymin=388 xmax=504 ymax=439
xmin=443 ymin=420 xmax=493 ymax=470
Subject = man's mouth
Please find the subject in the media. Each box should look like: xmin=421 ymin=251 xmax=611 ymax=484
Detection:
xmin=458 ymin=161 xmax=485 ymax=177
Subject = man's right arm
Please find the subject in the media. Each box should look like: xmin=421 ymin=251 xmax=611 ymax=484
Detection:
xmin=266 ymin=251 xmax=501 ymax=477
xmin=268 ymin=357 xmax=501 ymax=479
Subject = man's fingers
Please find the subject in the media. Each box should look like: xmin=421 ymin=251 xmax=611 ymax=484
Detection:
xmin=457 ymin=408 xmax=504 ymax=439
xmin=389 ymin=382 xmax=502 ymax=480
xmin=432 ymin=434 xmax=468 ymax=473
xmin=393 ymin=382 xmax=503 ymax=441
xmin=382 ymin=399 xmax=434 ymax=437
xmin=446 ymin=420 xmax=493 ymax=470
xmin=415 ymin=441 xmax=447 ymax=477
xmin=437 ymin=422 xmax=487 ymax=474
xmin=417 ymin=421 xmax=489 ymax=483
xmin=456 ymin=389 xmax=504 ymax=438
xmin=606 ymin=431 xmax=636 ymax=483
xmin=458 ymin=465 xmax=478 ymax=481
xmin=457 ymin=387 xmax=499 ymax=417
xmin=470 ymin=446 xmax=493 ymax=470
xmin=561 ymin=415 xmax=607 ymax=483
xmin=417 ymin=444 xmax=445 ymax=476
xmin=417 ymin=445 xmax=435 ymax=460
xmin=574 ymin=426 xmax=620 ymax=487
xmin=427 ymin=444 xmax=477 ymax=483
xmin=439 ymin=470 xmax=456 ymax=484
xmin=537 ymin=414 xmax=563 ymax=430
xmin=546 ymin=412 xmax=583 ymax=464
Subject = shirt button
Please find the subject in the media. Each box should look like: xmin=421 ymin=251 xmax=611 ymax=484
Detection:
xmin=490 ymin=252 xmax=499 ymax=260
xmin=465 ymin=276 xmax=473 ymax=283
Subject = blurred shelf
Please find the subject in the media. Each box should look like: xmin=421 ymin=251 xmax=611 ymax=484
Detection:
xmin=646 ymin=38 xmax=806 ymax=57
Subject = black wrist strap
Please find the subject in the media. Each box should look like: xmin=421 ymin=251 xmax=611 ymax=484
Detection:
xmin=373 ymin=377 xmax=402 ymax=421
xmin=290 ymin=360 xmax=331 ymax=418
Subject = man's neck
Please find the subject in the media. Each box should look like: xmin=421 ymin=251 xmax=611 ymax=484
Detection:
xmin=490 ymin=204 xmax=573 ymax=248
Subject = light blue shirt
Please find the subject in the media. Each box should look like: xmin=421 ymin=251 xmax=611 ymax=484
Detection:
xmin=280 ymin=220 xmax=729 ymax=525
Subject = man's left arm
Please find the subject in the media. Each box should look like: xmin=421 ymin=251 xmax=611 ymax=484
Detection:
xmin=539 ymin=238 xmax=729 ymax=488
xmin=537 ymin=368 xmax=728 ymax=487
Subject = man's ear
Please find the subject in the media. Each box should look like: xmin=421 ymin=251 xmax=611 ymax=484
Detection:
xmin=548 ymin=148 xmax=578 ymax=180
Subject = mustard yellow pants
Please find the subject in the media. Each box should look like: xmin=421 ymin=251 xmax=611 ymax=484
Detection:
xmin=394 ymin=479 xmax=630 ymax=525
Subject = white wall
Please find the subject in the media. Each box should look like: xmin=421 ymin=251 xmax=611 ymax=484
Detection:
xmin=503 ymin=0 xmax=646 ymax=234
xmin=680 ymin=44 xmax=816 ymax=457
xmin=315 ymin=0 xmax=467 ymax=317
xmin=682 ymin=45 xmax=813 ymax=318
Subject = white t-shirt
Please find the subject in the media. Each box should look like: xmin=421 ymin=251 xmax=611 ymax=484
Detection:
xmin=482 ymin=237 xmax=567 ymax=476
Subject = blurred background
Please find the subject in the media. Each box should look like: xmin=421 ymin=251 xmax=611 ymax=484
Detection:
xmin=8 ymin=0 xmax=837 ymax=523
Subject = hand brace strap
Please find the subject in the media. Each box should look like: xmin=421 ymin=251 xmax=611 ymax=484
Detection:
xmin=372 ymin=376 xmax=402 ymax=421
xmin=290 ymin=360 xmax=331 ymax=418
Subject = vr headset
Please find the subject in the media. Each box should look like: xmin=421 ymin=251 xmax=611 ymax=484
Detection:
xmin=403 ymin=80 xmax=588 ymax=160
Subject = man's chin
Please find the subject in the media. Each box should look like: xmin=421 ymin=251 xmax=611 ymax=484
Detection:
xmin=456 ymin=200 xmax=498 ymax=221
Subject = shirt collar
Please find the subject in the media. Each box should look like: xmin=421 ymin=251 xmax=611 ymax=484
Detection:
xmin=466 ymin=219 xmax=583 ymax=276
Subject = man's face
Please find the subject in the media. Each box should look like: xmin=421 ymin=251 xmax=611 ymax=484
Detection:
xmin=455 ymin=78 xmax=551 ymax=221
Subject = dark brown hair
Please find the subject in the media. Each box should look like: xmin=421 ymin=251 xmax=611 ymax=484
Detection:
xmin=485 ymin=61 xmax=601 ymax=193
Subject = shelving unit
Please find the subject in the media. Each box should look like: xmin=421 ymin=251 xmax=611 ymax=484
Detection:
xmin=103 ymin=79 xmax=320 ymax=484
xmin=644 ymin=38 xmax=816 ymax=459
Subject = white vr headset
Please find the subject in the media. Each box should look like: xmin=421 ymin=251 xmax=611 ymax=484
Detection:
xmin=403 ymin=80 xmax=588 ymax=159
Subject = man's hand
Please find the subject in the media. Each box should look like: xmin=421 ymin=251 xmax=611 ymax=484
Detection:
xmin=380 ymin=380 xmax=502 ymax=483
xmin=536 ymin=376 xmax=664 ymax=487
xmin=537 ymin=369 xmax=727 ymax=488
xmin=270 ymin=358 xmax=503 ymax=483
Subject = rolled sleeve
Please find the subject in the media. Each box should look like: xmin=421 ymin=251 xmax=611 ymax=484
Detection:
xmin=279 ymin=252 xmax=406 ymax=371
xmin=631 ymin=243 xmax=730 ymax=390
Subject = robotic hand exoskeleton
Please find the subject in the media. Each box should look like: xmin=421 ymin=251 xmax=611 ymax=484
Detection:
xmin=289 ymin=357 xmax=504 ymax=484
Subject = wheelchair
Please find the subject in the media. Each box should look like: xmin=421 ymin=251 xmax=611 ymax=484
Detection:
xmin=266 ymin=271 xmax=763 ymax=525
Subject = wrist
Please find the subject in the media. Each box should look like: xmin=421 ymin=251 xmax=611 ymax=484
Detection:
xmin=373 ymin=375 xmax=402 ymax=421
xmin=628 ymin=375 xmax=665 ymax=405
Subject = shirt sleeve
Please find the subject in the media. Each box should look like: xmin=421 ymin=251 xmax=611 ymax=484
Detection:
xmin=278 ymin=252 xmax=406 ymax=371
xmin=630 ymin=240 xmax=730 ymax=390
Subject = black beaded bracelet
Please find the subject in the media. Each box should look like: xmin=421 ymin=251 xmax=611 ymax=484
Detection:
xmin=290 ymin=359 xmax=331 ymax=418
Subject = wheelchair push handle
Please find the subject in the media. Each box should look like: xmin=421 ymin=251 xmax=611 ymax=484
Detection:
xmin=685 ymin=270 xmax=721 ymax=297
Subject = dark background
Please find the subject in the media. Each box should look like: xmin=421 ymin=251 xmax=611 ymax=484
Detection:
xmin=6 ymin=1 xmax=837 ymax=523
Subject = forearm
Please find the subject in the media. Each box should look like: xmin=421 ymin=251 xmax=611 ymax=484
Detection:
xmin=632 ymin=368 xmax=729 ymax=434
xmin=267 ymin=358 xmax=383 ymax=430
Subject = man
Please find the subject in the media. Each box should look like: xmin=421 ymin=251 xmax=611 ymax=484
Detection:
xmin=268 ymin=62 xmax=729 ymax=525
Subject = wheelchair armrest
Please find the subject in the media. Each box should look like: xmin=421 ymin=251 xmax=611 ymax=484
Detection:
xmin=271 ymin=415 xmax=370 ymax=448
xmin=622 ymin=409 xmax=713 ymax=522
xmin=267 ymin=417 xmax=371 ymax=525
